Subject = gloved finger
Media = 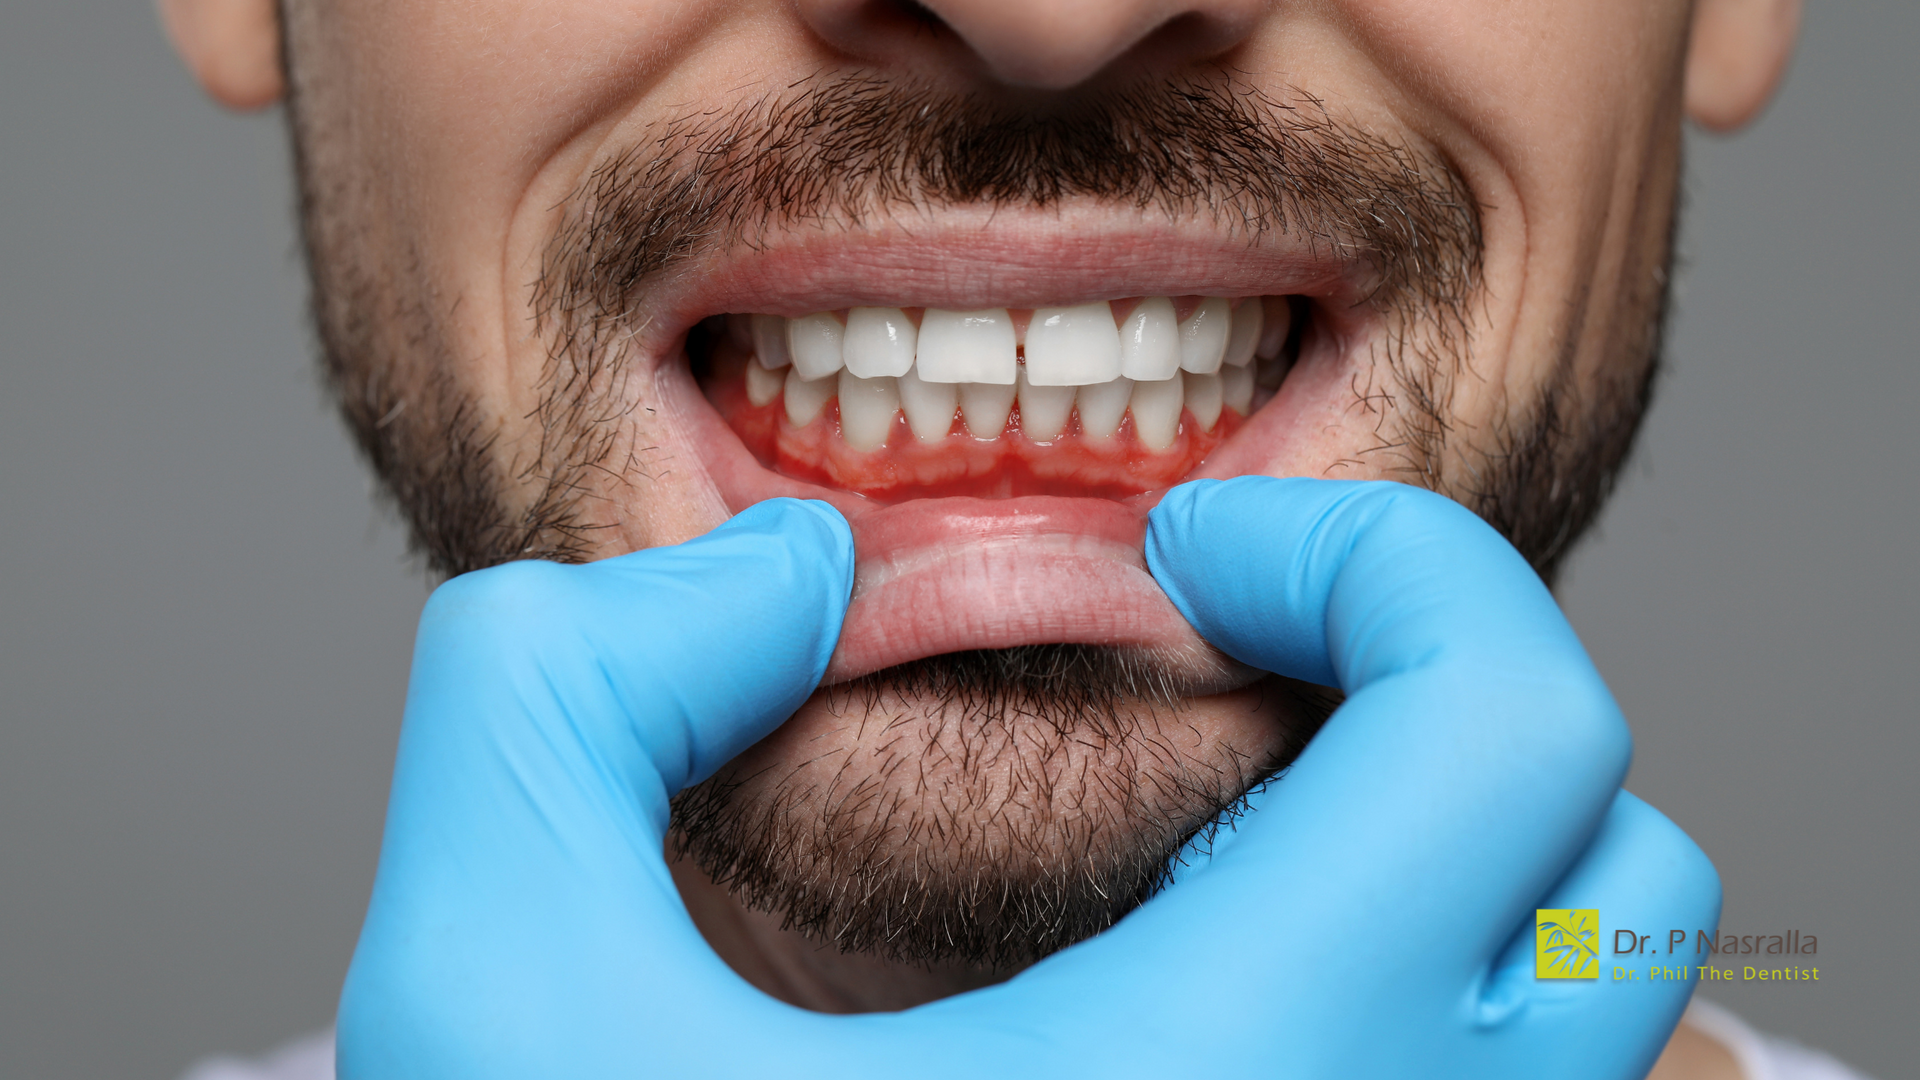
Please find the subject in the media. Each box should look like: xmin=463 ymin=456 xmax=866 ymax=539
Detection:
xmin=1146 ymin=476 xmax=1589 ymax=694
xmin=341 ymin=499 xmax=853 ymax=1077
xmin=895 ymin=481 xmax=1675 ymax=1077
xmin=1058 ymin=478 xmax=1632 ymax=992
xmin=1475 ymin=790 xmax=1722 ymax=1077
xmin=548 ymin=496 xmax=855 ymax=792
xmin=402 ymin=495 xmax=852 ymax=800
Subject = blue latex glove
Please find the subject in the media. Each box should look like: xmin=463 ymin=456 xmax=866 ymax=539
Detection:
xmin=339 ymin=482 xmax=1718 ymax=1079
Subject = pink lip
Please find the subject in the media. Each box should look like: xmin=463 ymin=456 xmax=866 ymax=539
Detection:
xmin=830 ymin=495 xmax=1194 ymax=681
xmin=635 ymin=211 xmax=1371 ymax=684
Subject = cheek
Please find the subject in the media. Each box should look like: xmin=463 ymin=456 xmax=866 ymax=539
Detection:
xmin=606 ymin=361 xmax=742 ymax=553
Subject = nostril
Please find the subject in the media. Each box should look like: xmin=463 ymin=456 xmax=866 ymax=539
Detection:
xmin=921 ymin=0 xmax=1267 ymax=92
xmin=799 ymin=0 xmax=1266 ymax=92
xmin=796 ymin=0 xmax=959 ymax=68
xmin=892 ymin=0 xmax=944 ymax=29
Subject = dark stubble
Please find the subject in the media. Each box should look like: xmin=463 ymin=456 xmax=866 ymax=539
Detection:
xmin=287 ymin=68 xmax=1667 ymax=968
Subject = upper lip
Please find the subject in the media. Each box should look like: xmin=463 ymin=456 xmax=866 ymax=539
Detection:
xmin=619 ymin=203 xmax=1374 ymax=363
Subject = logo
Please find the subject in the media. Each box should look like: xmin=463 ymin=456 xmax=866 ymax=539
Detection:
xmin=1536 ymin=909 xmax=1600 ymax=979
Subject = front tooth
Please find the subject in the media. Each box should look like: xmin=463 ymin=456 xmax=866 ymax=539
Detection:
xmin=1177 ymin=296 xmax=1231 ymax=374
xmin=751 ymin=314 xmax=791 ymax=369
xmin=1075 ymin=377 xmax=1133 ymax=440
xmin=916 ymin=308 xmax=1017 ymax=384
xmin=1025 ymin=302 xmax=1122 ymax=385
xmin=787 ymin=313 xmax=846 ymax=381
xmin=1223 ymin=300 xmax=1261 ymax=367
xmin=1118 ymin=296 xmax=1180 ymax=381
xmin=783 ymin=368 xmax=836 ymax=427
xmin=837 ymin=371 xmax=900 ymax=451
xmin=898 ymin=366 xmax=959 ymax=443
xmin=1221 ymin=361 xmax=1255 ymax=415
xmin=745 ymin=360 xmax=785 ymax=406
xmin=1256 ymin=297 xmax=1292 ymax=360
xmin=1130 ymin=376 xmax=1185 ymax=450
xmin=1017 ymin=368 xmax=1075 ymax=441
xmin=843 ymin=307 xmax=917 ymax=378
xmin=959 ymin=382 xmax=1017 ymax=438
xmin=1184 ymin=371 xmax=1223 ymax=430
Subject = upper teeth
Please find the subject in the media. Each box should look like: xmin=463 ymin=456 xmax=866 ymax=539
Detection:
xmin=917 ymin=308 xmax=1018 ymax=384
xmin=1028 ymin=302 xmax=1122 ymax=385
xmin=735 ymin=297 xmax=1286 ymax=451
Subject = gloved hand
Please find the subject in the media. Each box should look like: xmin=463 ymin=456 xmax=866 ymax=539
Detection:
xmin=338 ymin=481 xmax=1718 ymax=1079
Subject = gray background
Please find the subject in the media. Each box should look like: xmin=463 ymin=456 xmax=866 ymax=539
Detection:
xmin=1 ymin=2 xmax=1912 ymax=1077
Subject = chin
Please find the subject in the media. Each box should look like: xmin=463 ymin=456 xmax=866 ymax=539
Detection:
xmin=672 ymin=645 xmax=1337 ymax=968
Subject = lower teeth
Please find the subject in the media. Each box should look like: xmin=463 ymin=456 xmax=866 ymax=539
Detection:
xmin=745 ymin=348 xmax=1290 ymax=450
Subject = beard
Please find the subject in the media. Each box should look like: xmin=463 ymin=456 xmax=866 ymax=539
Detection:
xmin=284 ymin=60 xmax=1669 ymax=968
xmin=673 ymin=647 xmax=1338 ymax=969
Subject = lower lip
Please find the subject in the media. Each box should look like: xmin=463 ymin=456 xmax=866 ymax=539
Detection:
xmin=828 ymin=494 xmax=1195 ymax=681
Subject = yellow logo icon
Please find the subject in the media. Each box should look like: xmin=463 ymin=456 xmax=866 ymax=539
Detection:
xmin=1536 ymin=909 xmax=1600 ymax=979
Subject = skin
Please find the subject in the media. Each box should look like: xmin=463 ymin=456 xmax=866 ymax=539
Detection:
xmin=162 ymin=0 xmax=1798 ymax=1073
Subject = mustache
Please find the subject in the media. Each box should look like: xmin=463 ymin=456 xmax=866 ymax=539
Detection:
xmin=536 ymin=72 xmax=1484 ymax=339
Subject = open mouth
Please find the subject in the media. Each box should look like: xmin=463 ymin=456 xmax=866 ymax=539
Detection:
xmin=671 ymin=272 xmax=1342 ymax=687
xmin=628 ymin=214 xmax=1370 ymax=688
xmin=694 ymin=295 xmax=1302 ymax=502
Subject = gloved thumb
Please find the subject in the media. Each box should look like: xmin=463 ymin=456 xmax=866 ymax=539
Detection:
xmin=405 ymin=496 xmax=854 ymax=801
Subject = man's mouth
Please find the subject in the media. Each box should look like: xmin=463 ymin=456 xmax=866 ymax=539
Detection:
xmin=697 ymin=295 xmax=1299 ymax=501
xmin=669 ymin=258 xmax=1339 ymax=688
xmin=518 ymin=79 xmax=1459 ymax=691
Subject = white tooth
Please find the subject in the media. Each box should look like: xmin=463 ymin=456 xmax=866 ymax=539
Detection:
xmin=783 ymin=368 xmax=836 ymax=427
xmin=751 ymin=314 xmax=791 ymax=369
xmin=786 ymin=313 xmax=846 ymax=381
xmin=1256 ymin=297 xmax=1292 ymax=360
xmin=1130 ymin=376 xmax=1185 ymax=450
xmin=1183 ymin=371 xmax=1223 ymax=430
xmin=745 ymin=360 xmax=785 ymax=406
xmin=898 ymin=366 xmax=959 ymax=443
xmin=1075 ymin=377 xmax=1133 ymax=440
xmin=1118 ymin=296 xmax=1181 ymax=381
xmin=1224 ymin=300 xmax=1261 ymax=367
xmin=915 ymin=308 xmax=1017 ymax=384
xmin=959 ymin=381 xmax=1017 ymax=439
xmin=843 ymin=307 xmax=917 ymax=378
xmin=1178 ymin=296 xmax=1231 ymax=374
xmin=837 ymin=370 xmax=899 ymax=451
xmin=1017 ymin=368 xmax=1075 ymax=442
xmin=1221 ymin=361 xmax=1255 ymax=416
xmin=1025 ymin=302 xmax=1122 ymax=385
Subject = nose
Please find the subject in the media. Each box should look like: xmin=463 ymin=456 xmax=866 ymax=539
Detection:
xmin=794 ymin=0 xmax=1269 ymax=90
